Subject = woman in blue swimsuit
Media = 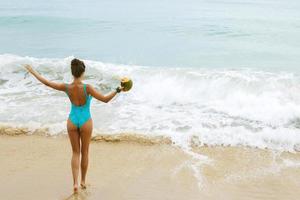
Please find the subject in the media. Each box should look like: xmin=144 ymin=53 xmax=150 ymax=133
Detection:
xmin=25 ymin=59 xmax=123 ymax=193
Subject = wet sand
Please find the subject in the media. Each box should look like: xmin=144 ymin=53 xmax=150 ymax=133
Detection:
xmin=1 ymin=134 xmax=300 ymax=200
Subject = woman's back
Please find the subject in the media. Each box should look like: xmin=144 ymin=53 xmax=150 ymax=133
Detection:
xmin=66 ymin=83 xmax=92 ymax=128
xmin=66 ymin=83 xmax=88 ymax=106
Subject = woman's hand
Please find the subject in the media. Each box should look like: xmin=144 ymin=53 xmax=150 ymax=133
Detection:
xmin=24 ymin=64 xmax=35 ymax=74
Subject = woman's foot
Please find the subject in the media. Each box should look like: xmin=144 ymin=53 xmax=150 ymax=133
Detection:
xmin=73 ymin=184 xmax=79 ymax=193
xmin=80 ymin=182 xmax=87 ymax=189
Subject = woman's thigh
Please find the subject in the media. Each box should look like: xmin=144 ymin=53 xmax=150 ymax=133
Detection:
xmin=80 ymin=119 xmax=93 ymax=153
xmin=67 ymin=119 xmax=80 ymax=153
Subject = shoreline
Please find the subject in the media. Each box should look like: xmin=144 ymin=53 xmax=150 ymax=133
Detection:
xmin=1 ymin=134 xmax=300 ymax=200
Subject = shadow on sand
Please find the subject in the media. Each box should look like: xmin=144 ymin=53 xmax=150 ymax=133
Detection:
xmin=64 ymin=189 xmax=91 ymax=200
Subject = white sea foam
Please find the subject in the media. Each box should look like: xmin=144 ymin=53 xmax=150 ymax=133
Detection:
xmin=1 ymin=54 xmax=300 ymax=152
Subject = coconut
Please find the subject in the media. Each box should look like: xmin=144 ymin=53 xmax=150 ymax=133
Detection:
xmin=121 ymin=77 xmax=133 ymax=92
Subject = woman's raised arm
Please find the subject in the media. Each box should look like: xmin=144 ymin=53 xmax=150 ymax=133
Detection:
xmin=87 ymin=84 xmax=122 ymax=103
xmin=24 ymin=64 xmax=66 ymax=91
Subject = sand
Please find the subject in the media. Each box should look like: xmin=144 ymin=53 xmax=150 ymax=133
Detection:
xmin=1 ymin=134 xmax=300 ymax=200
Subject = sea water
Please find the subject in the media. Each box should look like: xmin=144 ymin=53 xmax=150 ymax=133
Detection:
xmin=1 ymin=0 xmax=300 ymax=152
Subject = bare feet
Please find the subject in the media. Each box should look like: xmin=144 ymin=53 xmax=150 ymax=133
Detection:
xmin=73 ymin=184 xmax=79 ymax=193
xmin=80 ymin=182 xmax=87 ymax=189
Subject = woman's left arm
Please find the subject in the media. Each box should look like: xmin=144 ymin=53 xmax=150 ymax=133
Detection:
xmin=24 ymin=64 xmax=66 ymax=91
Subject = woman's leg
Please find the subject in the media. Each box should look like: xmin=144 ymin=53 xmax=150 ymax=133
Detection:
xmin=79 ymin=119 xmax=93 ymax=188
xmin=67 ymin=119 xmax=81 ymax=192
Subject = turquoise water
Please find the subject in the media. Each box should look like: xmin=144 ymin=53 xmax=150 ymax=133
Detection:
xmin=1 ymin=0 xmax=300 ymax=69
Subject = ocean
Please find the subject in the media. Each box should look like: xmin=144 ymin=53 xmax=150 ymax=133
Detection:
xmin=1 ymin=0 xmax=300 ymax=153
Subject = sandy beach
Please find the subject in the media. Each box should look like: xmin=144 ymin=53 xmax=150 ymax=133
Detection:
xmin=1 ymin=133 xmax=300 ymax=200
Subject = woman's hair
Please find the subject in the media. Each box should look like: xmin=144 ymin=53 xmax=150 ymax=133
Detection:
xmin=71 ymin=58 xmax=86 ymax=78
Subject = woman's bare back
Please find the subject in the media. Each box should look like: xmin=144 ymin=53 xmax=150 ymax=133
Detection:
xmin=66 ymin=83 xmax=87 ymax=106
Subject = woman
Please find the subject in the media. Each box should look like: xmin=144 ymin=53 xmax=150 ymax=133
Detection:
xmin=25 ymin=58 xmax=124 ymax=193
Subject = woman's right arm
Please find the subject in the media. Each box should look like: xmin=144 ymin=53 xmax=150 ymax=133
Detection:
xmin=87 ymin=84 xmax=122 ymax=103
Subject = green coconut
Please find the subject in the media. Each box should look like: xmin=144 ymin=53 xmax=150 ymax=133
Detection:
xmin=121 ymin=77 xmax=133 ymax=92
